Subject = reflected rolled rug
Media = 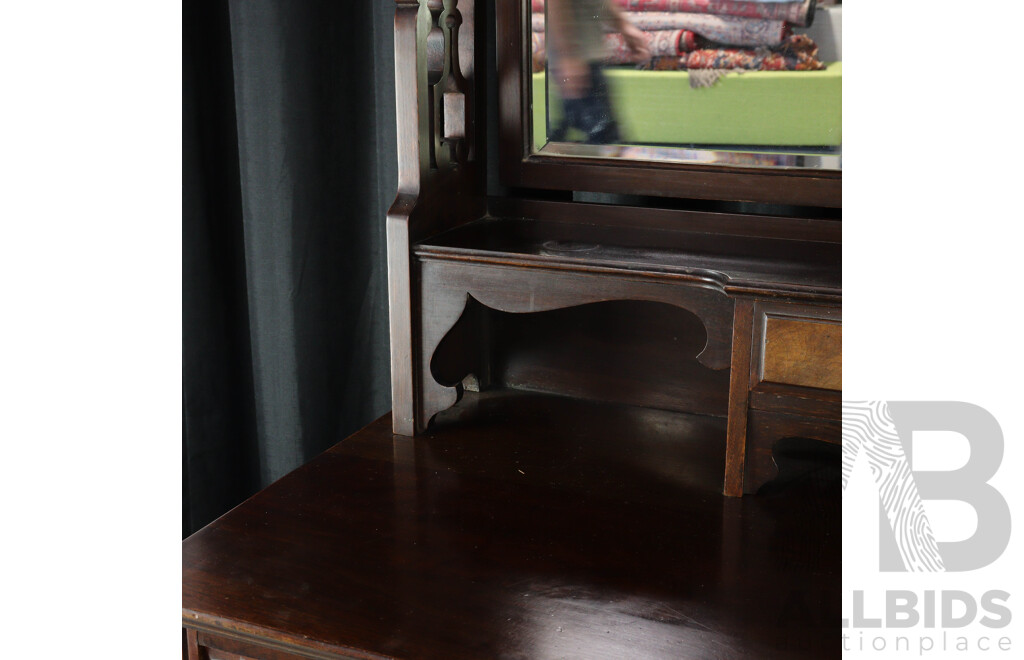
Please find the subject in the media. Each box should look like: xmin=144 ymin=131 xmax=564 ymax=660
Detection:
xmin=644 ymin=34 xmax=825 ymax=71
xmin=531 ymin=0 xmax=815 ymax=28
xmin=533 ymin=12 xmax=788 ymax=48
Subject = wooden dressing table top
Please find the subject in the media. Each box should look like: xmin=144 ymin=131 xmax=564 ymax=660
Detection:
xmin=183 ymin=391 xmax=838 ymax=659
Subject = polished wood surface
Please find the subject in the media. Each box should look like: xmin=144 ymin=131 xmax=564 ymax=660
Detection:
xmin=487 ymin=197 xmax=842 ymax=244
xmin=387 ymin=0 xmax=487 ymax=435
xmin=184 ymin=391 xmax=838 ymax=659
xmin=761 ymin=317 xmax=842 ymax=391
xmin=733 ymin=301 xmax=842 ymax=493
xmin=411 ymin=254 xmax=736 ymax=433
xmin=724 ymin=298 xmax=755 ymax=497
xmin=409 ymin=214 xmax=840 ymax=496
xmin=419 ymin=216 xmax=841 ymax=301
xmin=484 ymin=300 xmax=731 ymax=417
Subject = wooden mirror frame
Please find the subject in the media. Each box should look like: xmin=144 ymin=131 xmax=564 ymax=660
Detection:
xmin=495 ymin=0 xmax=841 ymax=208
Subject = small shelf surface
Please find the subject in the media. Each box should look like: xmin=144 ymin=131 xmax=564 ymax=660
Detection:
xmin=184 ymin=391 xmax=839 ymax=659
xmin=416 ymin=216 xmax=840 ymax=300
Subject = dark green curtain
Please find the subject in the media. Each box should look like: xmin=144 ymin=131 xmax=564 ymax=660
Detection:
xmin=183 ymin=0 xmax=397 ymax=536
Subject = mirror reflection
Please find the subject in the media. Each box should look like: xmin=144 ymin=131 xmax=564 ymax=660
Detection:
xmin=530 ymin=0 xmax=841 ymax=169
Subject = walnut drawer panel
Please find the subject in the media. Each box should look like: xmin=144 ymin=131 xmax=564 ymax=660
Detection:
xmin=753 ymin=303 xmax=841 ymax=392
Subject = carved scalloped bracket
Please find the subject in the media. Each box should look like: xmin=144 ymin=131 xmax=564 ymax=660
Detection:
xmin=416 ymin=288 xmax=472 ymax=434
xmin=415 ymin=260 xmax=737 ymax=432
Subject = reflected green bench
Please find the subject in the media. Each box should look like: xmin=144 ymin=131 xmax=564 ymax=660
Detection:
xmin=532 ymin=62 xmax=841 ymax=151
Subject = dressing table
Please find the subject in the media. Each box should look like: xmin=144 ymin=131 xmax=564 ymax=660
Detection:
xmin=183 ymin=2 xmax=840 ymax=657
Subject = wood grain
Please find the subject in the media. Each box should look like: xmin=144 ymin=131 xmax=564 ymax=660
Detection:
xmin=761 ymin=317 xmax=841 ymax=391
xmin=724 ymin=298 xmax=754 ymax=497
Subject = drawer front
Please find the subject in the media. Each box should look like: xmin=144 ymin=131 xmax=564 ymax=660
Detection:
xmin=754 ymin=303 xmax=841 ymax=392
xmin=189 ymin=629 xmax=312 ymax=660
xmin=762 ymin=317 xmax=841 ymax=390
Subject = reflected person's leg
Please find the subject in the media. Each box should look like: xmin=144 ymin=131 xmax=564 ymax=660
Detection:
xmin=559 ymin=63 xmax=621 ymax=145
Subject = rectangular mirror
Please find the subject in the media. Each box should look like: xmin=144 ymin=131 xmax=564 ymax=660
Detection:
xmin=528 ymin=0 xmax=841 ymax=171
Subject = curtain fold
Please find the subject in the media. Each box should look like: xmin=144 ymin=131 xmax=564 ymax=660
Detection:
xmin=183 ymin=0 xmax=396 ymax=536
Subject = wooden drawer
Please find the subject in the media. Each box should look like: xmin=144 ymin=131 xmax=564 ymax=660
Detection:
xmin=186 ymin=628 xmax=311 ymax=660
xmin=753 ymin=303 xmax=841 ymax=392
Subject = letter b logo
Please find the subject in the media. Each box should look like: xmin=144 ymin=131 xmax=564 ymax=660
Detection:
xmin=843 ymin=401 xmax=1011 ymax=572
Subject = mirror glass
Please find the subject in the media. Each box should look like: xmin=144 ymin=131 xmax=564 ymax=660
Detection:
xmin=530 ymin=0 xmax=841 ymax=170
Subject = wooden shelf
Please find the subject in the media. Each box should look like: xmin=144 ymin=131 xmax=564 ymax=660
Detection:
xmin=417 ymin=216 xmax=840 ymax=303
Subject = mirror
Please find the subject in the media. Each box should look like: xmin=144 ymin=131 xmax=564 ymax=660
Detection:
xmin=529 ymin=0 xmax=841 ymax=170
